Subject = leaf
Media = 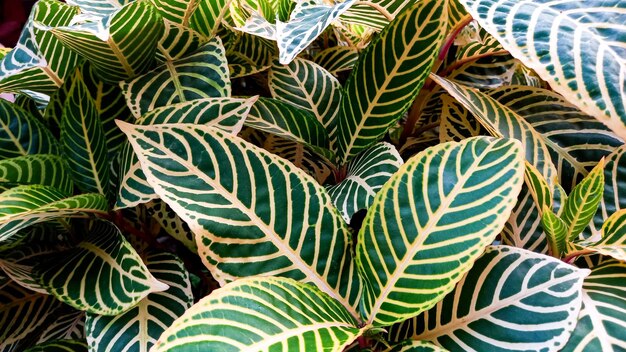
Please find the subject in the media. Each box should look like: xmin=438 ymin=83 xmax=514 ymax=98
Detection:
xmin=501 ymin=185 xmax=550 ymax=254
xmin=0 ymin=244 xmax=58 ymax=294
xmin=155 ymin=21 xmax=206 ymax=62
xmin=524 ymin=161 xmax=553 ymax=213
xmin=35 ymin=307 xmax=85 ymax=343
xmin=0 ymin=154 xmax=73 ymax=195
xmin=226 ymin=32 xmax=276 ymax=78
xmin=541 ymin=206 xmax=567 ymax=257
xmin=340 ymin=0 xmax=410 ymax=31
xmin=561 ymin=261 xmax=626 ymax=352
xmin=459 ymin=0 xmax=626 ymax=140
xmin=562 ymin=159 xmax=605 ymax=241
xmin=356 ymin=136 xmax=524 ymax=326
xmin=390 ymin=246 xmax=588 ymax=351
xmin=65 ymin=0 xmax=133 ymax=15
xmin=24 ymin=340 xmax=88 ymax=352
xmin=85 ymin=251 xmax=193 ymax=352
xmin=145 ymin=200 xmax=195 ymax=252
xmin=593 ymin=145 xmax=626 ymax=235
xmin=118 ymin=122 xmax=362 ymax=316
xmin=337 ymin=0 xmax=447 ymax=164
xmin=0 ymin=99 xmax=60 ymax=159
xmin=574 ymin=210 xmax=626 ymax=262
xmin=47 ymin=2 xmax=164 ymax=83
xmin=120 ymin=38 xmax=230 ymax=118
xmin=327 ymin=142 xmax=402 ymax=223
xmin=189 ymin=0 xmax=230 ymax=37
xmin=0 ymin=185 xmax=108 ymax=244
xmin=35 ymin=220 xmax=168 ymax=315
xmin=61 ymin=71 xmax=110 ymax=196
xmin=152 ymin=277 xmax=362 ymax=352
xmin=385 ymin=340 xmax=449 ymax=352
xmin=312 ymin=46 xmax=358 ymax=75
xmin=276 ymin=0 xmax=357 ymax=64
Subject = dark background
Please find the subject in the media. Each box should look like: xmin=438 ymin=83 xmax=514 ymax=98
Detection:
xmin=0 ymin=0 xmax=38 ymax=47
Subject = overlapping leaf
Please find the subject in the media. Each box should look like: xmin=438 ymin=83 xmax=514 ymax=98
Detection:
xmin=562 ymin=160 xmax=605 ymax=241
xmin=0 ymin=155 xmax=73 ymax=195
xmin=119 ymin=122 xmax=362 ymax=315
xmin=152 ymin=277 xmax=362 ymax=352
xmin=340 ymin=0 xmax=409 ymax=31
xmin=312 ymin=46 xmax=358 ymax=75
xmin=156 ymin=21 xmax=206 ymax=62
xmin=65 ymin=0 xmax=133 ymax=15
xmin=337 ymin=0 xmax=447 ymax=164
xmin=390 ymin=246 xmax=588 ymax=351
xmin=573 ymin=210 xmax=626 ymax=262
xmin=356 ymin=137 xmax=524 ymax=326
xmin=145 ymin=200 xmax=195 ymax=252
xmin=592 ymin=145 xmax=626 ymax=234
xmin=385 ymin=340 xmax=449 ymax=352
xmin=501 ymin=186 xmax=550 ymax=254
xmin=35 ymin=306 xmax=85 ymax=343
xmin=0 ymin=99 xmax=60 ymax=159
xmin=0 ymin=244 xmax=58 ymax=294
xmin=226 ymin=32 xmax=276 ymax=78
xmin=189 ymin=0 xmax=230 ymax=37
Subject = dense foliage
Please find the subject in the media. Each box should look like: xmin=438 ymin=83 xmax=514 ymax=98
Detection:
xmin=0 ymin=0 xmax=624 ymax=351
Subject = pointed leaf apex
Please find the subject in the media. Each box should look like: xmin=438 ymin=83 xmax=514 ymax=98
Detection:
xmin=150 ymin=278 xmax=170 ymax=293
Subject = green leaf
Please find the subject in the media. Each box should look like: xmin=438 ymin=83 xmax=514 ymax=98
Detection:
xmin=541 ymin=206 xmax=568 ymax=257
xmin=189 ymin=0 xmax=230 ymax=37
xmin=0 ymin=154 xmax=73 ymax=195
xmin=327 ymin=142 xmax=402 ymax=222
xmin=65 ymin=0 xmax=133 ymax=15
xmin=561 ymin=261 xmax=626 ymax=352
xmin=263 ymin=135 xmax=334 ymax=184
xmin=574 ymin=210 xmax=626 ymax=262
xmin=35 ymin=220 xmax=168 ymax=315
xmin=501 ymin=185 xmax=550 ymax=254
xmin=152 ymin=277 xmax=362 ymax=352
xmin=155 ymin=21 xmax=206 ymax=62
xmin=35 ymin=307 xmax=85 ymax=343
xmin=47 ymin=2 xmax=164 ymax=83
xmin=312 ymin=46 xmax=358 ymax=75
xmin=120 ymin=38 xmax=230 ymax=118
xmin=390 ymin=246 xmax=588 ymax=351
xmin=385 ymin=340 xmax=449 ymax=352
xmin=459 ymin=0 xmax=626 ymax=140
xmin=0 ymin=244 xmax=58 ymax=294
xmin=118 ymin=122 xmax=362 ymax=317
xmin=357 ymin=136 xmax=524 ymax=326
xmin=85 ymin=251 xmax=193 ymax=352
xmin=340 ymin=0 xmax=410 ymax=31
xmin=61 ymin=71 xmax=110 ymax=196
xmin=337 ymin=0 xmax=447 ymax=164
xmin=24 ymin=340 xmax=88 ymax=352
xmin=0 ymin=99 xmax=60 ymax=159
xmin=593 ymin=145 xmax=626 ymax=235
xmin=562 ymin=159 xmax=605 ymax=241
xmin=439 ymin=95 xmax=488 ymax=143
xmin=524 ymin=161 xmax=553 ymax=213
xmin=145 ymin=200 xmax=195 ymax=252
xmin=0 ymin=185 xmax=108 ymax=244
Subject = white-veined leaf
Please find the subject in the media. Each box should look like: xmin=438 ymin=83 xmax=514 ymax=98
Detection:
xmin=592 ymin=144 xmax=626 ymax=235
xmin=0 ymin=155 xmax=73 ymax=195
xmin=390 ymin=246 xmax=588 ymax=352
xmin=152 ymin=277 xmax=362 ymax=352
xmin=385 ymin=340 xmax=449 ymax=352
xmin=340 ymin=0 xmax=410 ymax=31
xmin=459 ymin=0 xmax=626 ymax=140
xmin=574 ymin=210 xmax=626 ymax=262
xmin=502 ymin=185 xmax=550 ymax=254
xmin=562 ymin=160 xmax=605 ymax=241
xmin=24 ymin=340 xmax=88 ymax=352
xmin=541 ymin=206 xmax=567 ymax=257
xmin=65 ymin=0 xmax=133 ymax=15
xmin=0 ymin=244 xmax=59 ymax=294
xmin=312 ymin=46 xmax=358 ymax=75
xmin=226 ymin=30 xmax=277 ymax=78
xmin=118 ymin=121 xmax=362 ymax=316
xmin=156 ymin=20 xmax=206 ymax=62
xmin=145 ymin=200 xmax=196 ymax=252
xmin=35 ymin=306 xmax=85 ymax=343
xmin=189 ymin=0 xmax=230 ymax=37
xmin=357 ymin=137 xmax=524 ymax=326
xmin=0 ymin=99 xmax=60 ymax=159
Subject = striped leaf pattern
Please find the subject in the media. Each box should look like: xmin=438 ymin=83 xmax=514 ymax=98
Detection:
xmin=0 ymin=244 xmax=58 ymax=294
xmin=189 ymin=0 xmax=229 ymax=37
xmin=385 ymin=340 xmax=449 ymax=352
xmin=541 ymin=207 xmax=568 ymax=257
xmin=276 ymin=0 xmax=357 ymax=64
xmin=389 ymin=246 xmax=588 ymax=351
xmin=337 ymin=0 xmax=447 ymax=164
xmin=327 ymin=142 xmax=402 ymax=223
xmin=85 ymin=252 xmax=193 ymax=352
xmin=226 ymin=32 xmax=276 ymax=78
xmin=459 ymin=0 xmax=626 ymax=140
xmin=0 ymin=100 xmax=60 ymax=159
xmin=34 ymin=220 xmax=168 ymax=315
xmin=439 ymin=95 xmax=488 ymax=143
xmin=356 ymin=137 xmax=524 ymax=326
xmin=501 ymin=185 xmax=550 ymax=254
xmin=593 ymin=145 xmax=626 ymax=235
xmin=150 ymin=0 xmax=201 ymax=24
xmin=24 ymin=340 xmax=88 ymax=352
xmin=562 ymin=160 xmax=605 ymax=241
xmin=312 ymin=46 xmax=358 ymax=75
xmin=145 ymin=200 xmax=195 ymax=252
xmin=120 ymin=38 xmax=230 ymax=118
xmin=48 ymin=2 xmax=164 ymax=83
xmin=152 ymin=277 xmax=362 ymax=352
xmin=119 ymin=122 xmax=362 ymax=314
xmin=340 ymin=0 xmax=409 ymax=31
xmin=155 ymin=21 xmax=205 ymax=62
xmin=0 ymin=155 xmax=73 ymax=195
xmin=35 ymin=307 xmax=85 ymax=343
xmin=561 ymin=261 xmax=626 ymax=352
xmin=263 ymin=135 xmax=333 ymax=184
xmin=65 ymin=0 xmax=133 ymax=15
xmin=574 ymin=210 xmax=626 ymax=262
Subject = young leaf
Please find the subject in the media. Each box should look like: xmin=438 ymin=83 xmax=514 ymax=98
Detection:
xmin=357 ymin=136 xmax=524 ymax=327
xmin=118 ymin=122 xmax=362 ymax=315
xmin=34 ymin=220 xmax=169 ymax=315
xmin=541 ymin=206 xmax=567 ymax=257
xmin=0 ymin=99 xmax=60 ymax=159
xmin=0 ymin=154 xmax=73 ymax=195
xmin=502 ymin=185 xmax=550 ymax=254
xmin=390 ymin=246 xmax=588 ymax=352
xmin=337 ymin=0 xmax=447 ymax=164
xmin=562 ymin=159 xmax=605 ymax=241
xmin=459 ymin=0 xmax=626 ymax=140
xmin=85 ymin=252 xmax=193 ymax=352
xmin=573 ymin=210 xmax=626 ymax=262
xmin=152 ymin=277 xmax=362 ymax=352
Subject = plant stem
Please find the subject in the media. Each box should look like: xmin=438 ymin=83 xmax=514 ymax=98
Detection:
xmin=562 ymin=249 xmax=595 ymax=264
xmin=438 ymin=14 xmax=473 ymax=61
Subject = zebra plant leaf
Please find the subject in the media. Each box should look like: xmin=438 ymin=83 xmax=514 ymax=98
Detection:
xmin=541 ymin=206 xmax=568 ymax=257
xmin=561 ymin=261 xmax=626 ymax=352
xmin=390 ymin=246 xmax=588 ymax=352
xmin=0 ymin=99 xmax=60 ymax=159
xmin=385 ymin=340 xmax=449 ymax=352
xmin=439 ymin=95 xmax=487 ymax=143
xmin=327 ymin=142 xmax=403 ymax=223
xmin=356 ymin=136 xmax=524 ymax=327
xmin=337 ymin=0 xmax=447 ymax=164
xmin=593 ymin=145 xmax=626 ymax=235
xmin=121 ymin=38 xmax=230 ymax=118
xmin=562 ymin=159 xmax=605 ymax=241
xmin=47 ymin=2 xmax=164 ymax=84
xmin=116 ymin=97 xmax=254 ymax=209
xmin=0 ymin=244 xmax=59 ymax=294
xmin=573 ymin=210 xmax=626 ymax=262
xmin=189 ymin=0 xmax=230 ymax=37
xmin=36 ymin=307 xmax=85 ymax=343
xmin=85 ymin=252 xmax=193 ymax=352
xmin=0 ymin=185 xmax=108 ymax=244
xmin=155 ymin=21 xmax=206 ymax=62
xmin=24 ymin=340 xmax=88 ymax=352
xmin=524 ymin=161 xmax=553 ymax=213
xmin=145 ymin=200 xmax=195 ymax=252
xmin=340 ymin=0 xmax=410 ymax=31
xmin=263 ymin=135 xmax=334 ymax=185
xmin=459 ymin=0 xmax=626 ymax=140
xmin=35 ymin=220 xmax=169 ymax=315
xmin=0 ymin=154 xmax=73 ymax=195
xmin=65 ymin=0 xmax=133 ymax=15
xmin=118 ymin=122 xmax=362 ymax=317
xmin=61 ymin=71 xmax=110 ymax=196
xmin=312 ymin=46 xmax=358 ymax=76
xmin=152 ymin=277 xmax=362 ymax=352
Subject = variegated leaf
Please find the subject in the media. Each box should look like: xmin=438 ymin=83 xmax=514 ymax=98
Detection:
xmin=65 ymin=0 xmax=133 ymax=15
xmin=385 ymin=340 xmax=449 ymax=352
xmin=574 ymin=210 xmax=626 ymax=262
xmin=340 ymin=0 xmax=410 ymax=31
xmin=0 ymin=154 xmax=73 ymax=195
xmin=145 ymin=200 xmax=195 ymax=252
xmin=121 ymin=38 xmax=230 ymax=118
xmin=0 ymin=99 xmax=60 ymax=159
xmin=156 ymin=21 xmax=206 ymax=62
xmin=327 ymin=142 xmax=402 ymax=223
xmin=119 ymin=122 xmax=362 ymax=316
xmin=337 ymin=0 xmax=447 ymax=164
xmin=152 ymin=277 xmax=362 ymax=352
xmin=24 ymin=339 xmax=88 ymax=352
xmin=501 ymin=185 xmax=550 ymax=254
xmin=263 ymin=134 xmax=333 ymax=185
xmin=459 ymin=0 xmax=626 ymax=140
xmin=562 ymin=160 xmax=605 ymax=241
xmin=438 ymin=95 xmax=488 ymax=143
xmin=0 ymin=244 xmax=59 ymax=294
xmin=593 ymin=145 xmax=626 ymax=235
xmin=36 ymin=306 xmax=85 ymax=343
xmin=541 ymin=206 xmax=567 ymax=257
xmin=189 ymin=0 xmax=230 ymax=37
xmin=357 ymin=137 xmax=524 ymax=326
xmin=226 ymin=31 xmax=276 ymax=78
xmin=85 ymin=252 xmax=193 ymax=352
xmin=312 ymin=46 xmax=358 ymax=75
xmin=390 ymin=246 xmax=588 ymax=352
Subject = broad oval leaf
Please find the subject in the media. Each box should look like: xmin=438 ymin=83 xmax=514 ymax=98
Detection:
xmin=356 ymin=136 xmax=525 ymax=326
xmin=0 ymin=99 xmax=60 ymax=159
xmin=119 ymin=122 xmax=362 ymax=315
xmin=459 ymin=0 xmax=626 ymax=140
xmin=337 ymin=0 xmax=447 ymax=164
xmin=0 ymin=154 xmax=73 ymax=195
xmin=390 ymin=246 xmax=588 ymax=352
xmin=152 ymin=277 xmax=362 ymax=352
